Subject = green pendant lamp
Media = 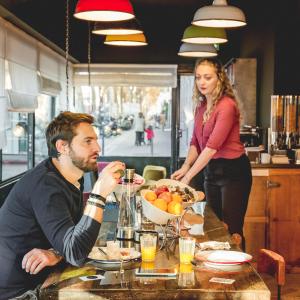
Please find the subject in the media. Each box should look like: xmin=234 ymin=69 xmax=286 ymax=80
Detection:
xmin=178 ymin=43 xmax=217 ymax=57
xmin=182 ymin=25 xmax=227 ymax=44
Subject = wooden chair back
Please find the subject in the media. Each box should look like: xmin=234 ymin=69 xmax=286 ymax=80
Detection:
xmin=257 ymin=249 xmax=285 ymax=300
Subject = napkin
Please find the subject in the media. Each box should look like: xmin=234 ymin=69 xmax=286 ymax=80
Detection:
xmin=191 ymin=201 xmax=206 ymax=216
xmin=188 ymin=223 xmax=204 ymax=236
xmin=197 ymin=241 xmax=231 ymax=250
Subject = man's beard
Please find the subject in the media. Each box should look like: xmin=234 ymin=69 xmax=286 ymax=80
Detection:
xmin=69 ymin=149 xmax=98 ymax=172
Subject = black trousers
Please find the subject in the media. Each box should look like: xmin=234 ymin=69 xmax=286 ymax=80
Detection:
xmin=204 ymin=154 xmax=252 ymax=249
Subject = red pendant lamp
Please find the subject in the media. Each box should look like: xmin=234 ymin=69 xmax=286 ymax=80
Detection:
xmin=74 ymin=0 xmax=135 ymax=22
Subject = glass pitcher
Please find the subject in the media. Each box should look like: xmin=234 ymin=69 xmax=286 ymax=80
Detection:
xmin=117 ymin=169 xmax=137 ymax=240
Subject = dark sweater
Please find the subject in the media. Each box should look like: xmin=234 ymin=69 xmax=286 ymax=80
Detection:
xmin=0 ymin=158 xmax=101 ymax=299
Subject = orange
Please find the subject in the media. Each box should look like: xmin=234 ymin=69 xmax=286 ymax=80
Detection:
xmin=158 ymin=192 xmax=173 ymax=204
xmin=144 ymin=191 xmax=157 ymax=202
xmin=153 ymin=198 xmax=168 ymax=212
xmin=171 ymin=192 xmax=183 ymax=203
xmin=168 ymin=200 xmax=183 ymax=215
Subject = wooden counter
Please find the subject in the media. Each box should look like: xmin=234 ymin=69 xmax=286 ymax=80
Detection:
xmin=244 ymin=167 xmax=300 ymax=266
xmin=40 ymin=206 xmax=270 ymax=300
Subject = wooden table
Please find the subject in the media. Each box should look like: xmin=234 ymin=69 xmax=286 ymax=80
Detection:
xmin=40 ymin=205 xmax=270 ymax=300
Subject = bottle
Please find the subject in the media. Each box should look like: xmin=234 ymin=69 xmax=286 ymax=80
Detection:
xmin=117 ymin=169 xmax=137 ymax=240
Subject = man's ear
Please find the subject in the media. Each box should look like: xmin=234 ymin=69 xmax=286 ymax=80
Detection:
xmin=55 ymin=140 xmax=69 ymax=155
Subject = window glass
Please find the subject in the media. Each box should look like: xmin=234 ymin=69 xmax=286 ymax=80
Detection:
xmin=74 ymin=85 xmax=172 ymax=157
xmin=1 ymin=112 xmax=28 ymax=180
xmin=34 ymin=94 xmax=54 ymax=165
xmin=179 ymin=75 xmax=195 ymax=158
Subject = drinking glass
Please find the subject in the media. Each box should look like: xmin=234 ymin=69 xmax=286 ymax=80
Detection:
xmin=179 ymin=236 xmax=195 ymax=264
xmin=178 ymin=263 xmax=195 ymax=287
xmin=140 ymin=233 xmax=157 ymax=262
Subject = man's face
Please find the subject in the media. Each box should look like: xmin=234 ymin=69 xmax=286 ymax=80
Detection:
xmin=68 ymin=122 xmax=101 ymax=172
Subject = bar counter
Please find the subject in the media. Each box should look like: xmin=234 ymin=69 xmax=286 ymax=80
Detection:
xmin=40 ymin=206 xmax=270 ymax=300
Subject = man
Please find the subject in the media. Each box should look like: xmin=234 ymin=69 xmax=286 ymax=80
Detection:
xmin=0 ymin=112 xmax=124 ymax=299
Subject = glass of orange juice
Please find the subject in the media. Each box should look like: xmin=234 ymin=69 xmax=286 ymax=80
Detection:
xmin=179 ymin=236 xmax=195 ymax=264
xmin=140 ymin=233 xmax=157 ymax=262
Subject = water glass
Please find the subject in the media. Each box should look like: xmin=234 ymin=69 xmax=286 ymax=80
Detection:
xmin=179 ymin=236 xmax=195 ymax=264
xmin=140 ymin=233 xmax=157 ymax=262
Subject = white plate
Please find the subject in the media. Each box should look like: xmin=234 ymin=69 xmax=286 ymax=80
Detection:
xmin=88 ymin=247 xmax=141 ymax=264
xmin=195 ymin=250 xmax=252 ymax=265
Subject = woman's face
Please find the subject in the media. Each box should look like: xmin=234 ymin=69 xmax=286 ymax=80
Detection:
xmin=195 ymin=63 xmax=218 ymax=98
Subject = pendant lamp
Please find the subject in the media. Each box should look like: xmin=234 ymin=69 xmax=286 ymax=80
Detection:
xmin=104 ymin=33 xmax=147 ymax=46
xmin=192 ymin=0 xmax=246 ymax=28
xmin=178 ymin=43 xmax=217 ymax=57
xmin=93 ymin=18 xmax=142 ymax=35
xmin=182 ymin=25 xmax=227 ymax=44
xmin=74 ymin=0 xmax=135 ymax=22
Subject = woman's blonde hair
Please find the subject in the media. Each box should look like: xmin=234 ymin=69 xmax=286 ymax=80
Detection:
xmin=192 ymin=58 xmax=239 ymax=123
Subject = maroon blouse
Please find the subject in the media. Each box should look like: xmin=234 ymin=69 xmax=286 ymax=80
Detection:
xmin=190 ymin=96 xmax=245 ymax=159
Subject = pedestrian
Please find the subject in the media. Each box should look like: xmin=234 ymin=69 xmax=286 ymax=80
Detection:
xmin=145 ymin=125 xmax=154 ymax=145
xmin=135 ymin=112 xmax=145 ymax=146
xmin=171 ymin=58 xmax=252 ymax=250
xmin=0 ymin=112 xmax=125 ymax=299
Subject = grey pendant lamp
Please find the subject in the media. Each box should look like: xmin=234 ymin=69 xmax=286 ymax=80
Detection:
xmin=93 ymin=18 xmax=143 ymax=35
xmin=182 ymin=25 xmax=227 ymax=44
xmin=178 ymin=43 xmax=217 ymax=57
xmin=193 ymin=0 xmax=246 ymax=28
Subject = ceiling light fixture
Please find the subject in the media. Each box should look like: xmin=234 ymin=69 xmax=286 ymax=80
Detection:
xmin=192 ymin=0 xmax=246 ymax=28
xmin=74 ymin=0 xmax=135 ymax=22
xmin=104 ymin=33 xmax=147 ymax=46
xmin=93 ymin=18 xmax=143 ymax=35
xmin=182 ymin=25 xmax=227 ymax=44
xmin=178 ymin=43 xmax=217 ymax=57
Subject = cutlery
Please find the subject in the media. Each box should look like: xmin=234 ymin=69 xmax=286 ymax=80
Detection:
xmin=98 ymin=247 xmax=108 ymax=258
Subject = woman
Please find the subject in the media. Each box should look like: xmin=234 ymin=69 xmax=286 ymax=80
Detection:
xmin=171 ymin=58 xmax=252 ymax=249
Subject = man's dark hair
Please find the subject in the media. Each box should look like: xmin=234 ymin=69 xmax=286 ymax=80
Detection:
xmin=46 ymin=111 xmax=94 ymax=158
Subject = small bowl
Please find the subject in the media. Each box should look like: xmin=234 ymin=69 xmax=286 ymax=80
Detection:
xmin=140 ymin=189 xmax=180 ymax=225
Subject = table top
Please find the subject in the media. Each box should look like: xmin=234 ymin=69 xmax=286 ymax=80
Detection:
xmin=40 ymin=205 xmax=270 ymax=300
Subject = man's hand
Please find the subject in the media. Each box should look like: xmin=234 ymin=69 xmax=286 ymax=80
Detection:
xmin=92 ymin=161 xmax=125 ymax=198
xmin=22 ymin=248 xmax=63 ymax=275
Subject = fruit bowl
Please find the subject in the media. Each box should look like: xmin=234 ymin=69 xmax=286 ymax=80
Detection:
xmin=140 ymin=189 xmax=180 ymax=225
xmin=155 ymin=179 xmax=200 ymax=203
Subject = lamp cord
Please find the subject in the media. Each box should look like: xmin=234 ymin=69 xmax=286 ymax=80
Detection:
xmin=88 ymin=22 xmax=93 ymax=110
xmin=65 ymin=0 xmax=70 ymax=110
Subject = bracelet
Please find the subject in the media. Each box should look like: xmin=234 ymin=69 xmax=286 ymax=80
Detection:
xmin=89 ymin=193 xmax=106 ymax=203
xmin=88 ymin=197 xmax=106 ymax=207
xmin=87 ymin=200 xmax=105 ymax=210
xmin=49 ymin=248 xmax=62 ymax=258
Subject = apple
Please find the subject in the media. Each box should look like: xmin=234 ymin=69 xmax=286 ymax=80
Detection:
xmin=154 ymin=185 xmax=169 ymax=196
xmin=158 ymin=191 xmax=173 ymax=204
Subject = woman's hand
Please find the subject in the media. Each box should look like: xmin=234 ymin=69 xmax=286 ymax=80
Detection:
xmin=171 ymin=163 xmax=190 ymax=181
xmin=22 ymin=248 xmax=63 ymax=275
xmin=92 ymin=161 xmax=125 ymax=198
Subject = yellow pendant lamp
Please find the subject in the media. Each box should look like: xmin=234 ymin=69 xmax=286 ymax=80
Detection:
xmin=104 ymin=33 xmax=147 ymax=46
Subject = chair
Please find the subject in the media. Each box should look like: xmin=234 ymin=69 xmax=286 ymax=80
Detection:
xmin=257 ymin=249 xmax=285 ymax=300
xmin=142 ymin=165 xmax=167 ymax=186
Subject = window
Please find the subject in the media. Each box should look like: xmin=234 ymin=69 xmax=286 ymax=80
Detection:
xmin=74 ymin=85 xmax=172 ymax=157
xmin=1 ymin=112 xmax=29 ymax=181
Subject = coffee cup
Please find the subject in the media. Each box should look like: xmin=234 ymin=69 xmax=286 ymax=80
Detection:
xmin=260 ymin=153 xmax=271 ymax=164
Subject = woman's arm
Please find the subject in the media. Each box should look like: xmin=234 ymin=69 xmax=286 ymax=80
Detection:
xmin=181 ymin=146 xmax=216 ymax=185
xmin=171 ymin=145 xmax=199 ymax=180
